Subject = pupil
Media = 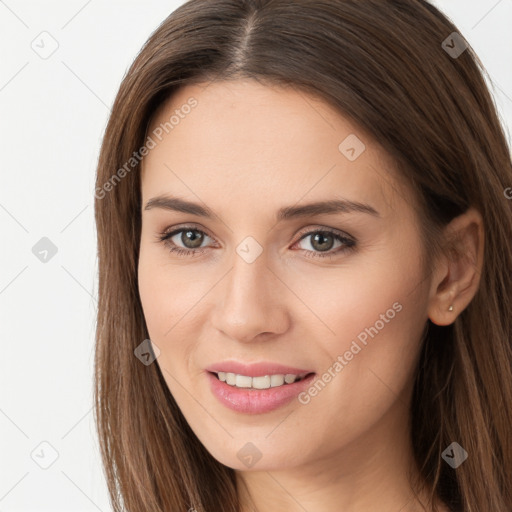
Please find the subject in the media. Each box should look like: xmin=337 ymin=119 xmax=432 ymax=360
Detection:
xmin=312 ymin=233 xmax=333 ymax=251
xmin=182 ymin=230 xmax=203 ymax=248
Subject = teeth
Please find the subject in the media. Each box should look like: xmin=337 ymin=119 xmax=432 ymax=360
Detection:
xmin=236 ymin=374 xmax=252 ymax=388
xmin=216 ymin=372 xmax=307 ymax=389
xmin=253 ymin=375 xmax=271 ymax=389
xmin=270 ymin=374 xmax=284 ymax=387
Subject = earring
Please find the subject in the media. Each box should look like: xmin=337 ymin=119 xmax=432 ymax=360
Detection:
xmin=448 ymin=305 xmax=454 ymax=312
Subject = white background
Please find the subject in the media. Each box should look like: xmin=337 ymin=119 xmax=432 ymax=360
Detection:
xmin=0 ymin=1 xmax=511 ymax=510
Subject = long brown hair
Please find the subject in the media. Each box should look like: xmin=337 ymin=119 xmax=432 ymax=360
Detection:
xmin=93 ymin=1 xmax=512 ymax=510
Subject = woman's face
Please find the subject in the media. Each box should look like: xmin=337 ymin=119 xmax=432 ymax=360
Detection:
xmin=138 ymin=79 xmax=434 ymax=472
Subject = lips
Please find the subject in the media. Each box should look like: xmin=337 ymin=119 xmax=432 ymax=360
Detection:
xmin=206 ymin=371 xmax=317 ymax=414
xmin=205 ymin=361 xmax=315 ymax=377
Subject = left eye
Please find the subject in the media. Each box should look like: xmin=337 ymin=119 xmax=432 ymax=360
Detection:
xmin=294 ymin=230 xmax=355 ymax=256
xmin=157 ymin=226 xmax=357 ymax=260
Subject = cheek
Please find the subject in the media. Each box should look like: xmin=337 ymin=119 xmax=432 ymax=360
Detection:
xmin=138 ymin=256 xmax=170 ymax=338
xmin=138 ymin=243 xmax=197 ymax=339
xmin=137 ymin=250 xmax=208 ymax=386
xmin=289 ymin=267 xmax=426 ymax=456
xmin=293 ymin=256 xmax=408 ymax=342
xmin=299 ymin=249 xmax=427 ymax=390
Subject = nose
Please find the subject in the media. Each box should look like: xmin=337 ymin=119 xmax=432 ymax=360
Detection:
xmin=210 ymin=250 xmax=290 ymax=343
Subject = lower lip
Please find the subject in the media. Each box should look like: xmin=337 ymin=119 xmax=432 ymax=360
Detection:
xmin=206 ymin=371 xmax=316 ymax=414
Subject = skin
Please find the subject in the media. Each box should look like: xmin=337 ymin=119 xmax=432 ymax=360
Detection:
xmin=138 ymin=79 xmax=484 ymax=512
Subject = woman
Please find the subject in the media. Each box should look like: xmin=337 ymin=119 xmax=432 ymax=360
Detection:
xmin=93 ymin=1 xmax=512 ymax=511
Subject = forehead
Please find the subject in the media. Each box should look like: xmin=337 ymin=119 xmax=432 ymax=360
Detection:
xmin=141 ymin=79 xmax=406 ymax=220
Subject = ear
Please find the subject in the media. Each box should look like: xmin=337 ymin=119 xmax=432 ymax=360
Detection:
xmin=427 ymin=207 xmax=485 ymax=326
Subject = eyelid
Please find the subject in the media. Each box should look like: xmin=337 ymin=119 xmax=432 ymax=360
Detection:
xmin=294 ymin=224 xmax=354 ymax=242
xmin=159 ymin=223 xmax=216 ymax=241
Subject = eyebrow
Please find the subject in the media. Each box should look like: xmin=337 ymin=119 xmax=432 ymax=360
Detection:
xmin=144 ymin=195 xmax=380 ymax=220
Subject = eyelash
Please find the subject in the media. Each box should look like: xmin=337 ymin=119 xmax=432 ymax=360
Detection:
xmin=155 ymin=224 xmax=357 ymax=260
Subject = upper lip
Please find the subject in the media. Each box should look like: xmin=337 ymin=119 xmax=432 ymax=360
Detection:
xmin=205 ymin=361 xmax=315 ymax=378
